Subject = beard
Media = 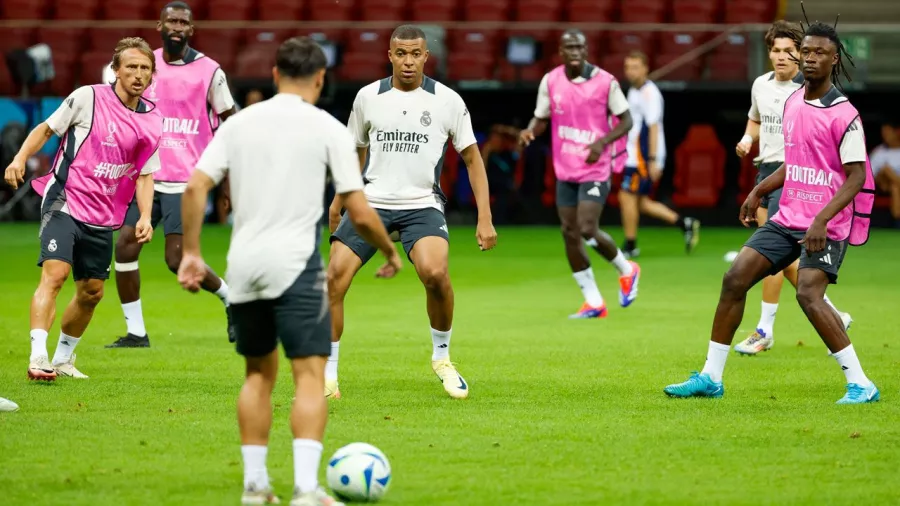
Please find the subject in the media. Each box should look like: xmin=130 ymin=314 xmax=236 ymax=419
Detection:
xmin=162 ymin=33 xmax=188 ymax=56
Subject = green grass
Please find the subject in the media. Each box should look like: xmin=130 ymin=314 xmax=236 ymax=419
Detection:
xmin=1 ymin=223 xmax=899 ymax=505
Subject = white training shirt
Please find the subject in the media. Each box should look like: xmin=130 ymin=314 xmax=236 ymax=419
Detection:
xmin=195 ymin=93 xmax=364 ymax=303
xmin=870 ymin=144 xmax=900 ymax=176
xmin=43 ymin=85 xmax=160 ymax=227
xmin=348 ymin=76 xmax=476 ymax=211
xmin=748 ymin=71 xmax=804 ymax=164
xmin=625 ymin=80 xmax=667 ymax=169
xmin=533 ymin=66 xmax=630 ymax=120
xmin=103 ymin=52 xmax=235 ymax=193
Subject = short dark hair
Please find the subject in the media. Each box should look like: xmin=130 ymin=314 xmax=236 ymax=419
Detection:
xmin=276 ymin=37 xmax=327 ymax=79
xmin=626 ymin=51 xmax=648 ymax=66
xmin=764 ymin=20 xmax=802 ymax=51
xmin=161 ymin=1 xmax=192 ymax=20
xmin=391 ymin=25 xmax=426 ymax=42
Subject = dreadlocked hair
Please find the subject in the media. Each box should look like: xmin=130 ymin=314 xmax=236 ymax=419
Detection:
xmin=792 ymin=1 xmax=856 ymax=91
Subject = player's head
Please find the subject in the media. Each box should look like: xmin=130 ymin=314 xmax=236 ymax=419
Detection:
xmin=764 ymin=20 xmax=802 ymax=78
xmin=882 ymin=120 xmax=900 ymax=148
xmin=796 ymin=3 xmax=855 ymax=89
xmin=388 ymin=25 xmax=428 ymax=87
xmin=623 ymin=51 xmax=649 ymax=86
xmin=273 ymin=37 xmax=328 ymax=103
xmin=112 ymin=37 xmax=156 ymax=99
xmin=559 ymin=29 xmax=587 ymax=72
xmin=158 ymin=1 xmax=194 ymax=56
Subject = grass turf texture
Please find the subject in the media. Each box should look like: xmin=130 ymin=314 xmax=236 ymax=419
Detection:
xmin=1 ymin=223 xmax=899 ymax=505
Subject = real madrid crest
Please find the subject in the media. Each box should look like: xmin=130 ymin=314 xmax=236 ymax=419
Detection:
xmin=420 ymin=110 xmax=432 ymax=127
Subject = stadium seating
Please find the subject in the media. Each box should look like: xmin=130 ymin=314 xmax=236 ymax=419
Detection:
xmin=336 ymin=52 xmax=390 ymax=82
xmin=566 ymin=0 xmax=617 ymax=23
xmin=308 ymin=0 xmax=355 ymax=20
xmin=0 ymin=28 xmax=36 ymax=54
xmin=2 ymin=0 xmax=51 ymax=19
xmin=723 ymin=1 xmax=772 ymax=23
xmin=619 ymin=0 xmax=667 ymax=23
xmin=670 ymin=0 xmax=720 ymax=24
xmin=53 ymin=0 xmax=100 ymax=20
xmin=360 ymin=0 xmax=408 ymax=21
xmin=462 ymin=0 xmax=510 ymax=22
xmin=672 ymin=124 xmax=726 ymax=208
xmin=446 ymin=53 xmax=495 ymax=81
xmin=515 ymin=0 xmax=564 ymax=22
xmin=102 ymin=0 xmax=152 ymax=20
xmin=256 ymin=0 xmax=305 ymax=20
xmin=235 ymin=42 xmax=278 ymax=79
xmin=410 ymin=0 xmax=458 ymax=21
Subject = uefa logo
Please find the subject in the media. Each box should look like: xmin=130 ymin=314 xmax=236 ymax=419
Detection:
xmin=102 ymin=123 xmax=117 ymax=147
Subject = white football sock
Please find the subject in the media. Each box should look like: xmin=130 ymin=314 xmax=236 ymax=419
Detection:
xmin=293 ymin=439 xmax=323 ymax=494
xmin=30 ymin=329 xmax=49 ymax=361
xmin=52 ymin=332 xmax=80 ymax=365
xmin=700 ymin=341 xmax=731 ymax=383
xmin=215 ymin=279 xmax=229 ymax=305
xmin=832 ymin=344 xmax=871 ymax=386
xmin=431 ymin=328 xmax=451 ymax=361
xmin=572 ymin=268 xmax=604 ymax=307
xmin=121 ymin=300 xmax=147 ymax=337
xmin=756 ymin=302 xmax=778 ymax=336
xmin=611 ymin=250 xmax=633 ymax=276
xmin=241 ymin=445 xmax=270 ymax=490
xmin=325 ymin=342 xmax=340 ymax=381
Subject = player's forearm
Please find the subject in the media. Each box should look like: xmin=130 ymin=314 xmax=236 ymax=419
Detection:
xmin=14 ymin=123 xmax=54 ymax=163
xmin=743 ymin=120 xmax=760 ymax=143
xmin=461 ymin=146 xmax=493 ymax=221
xmin=135 ymin=174 xmax=154 ymax=219
xmin=648 ymin=123 xmax=659 ymax=161
xmin=181 ymin=174 xmax=212 ymax=255
xmin=601 ymin=111 xmax=633 ymax=144
xmin=752 ymin=164 xmax=786 ymax=197
xmin=815 ymin=164 xmax=866 ymax=224
xmin=528 ymin=117 xmax=548 ymax=137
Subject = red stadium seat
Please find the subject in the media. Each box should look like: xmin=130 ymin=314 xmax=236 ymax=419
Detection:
xmin=606 ymin=32 xmax=655 ymax=55
xmin=707 ymin=52 xmax=749 ymax=82
xmin=653 ymin=53 xmax=704 ymax=81
xmin=37 ymin=27 xmax=86 ymax=55
xmin=657 ymin=32 xmax=708 ymax=54
xmin=257 ymin=0 xmax=305 ymax=20
xmin=462 ymin=0 xmax=510 ymax=21
xmin=244 ymin=29 xmax=293 ymax=45
xmin=2 ymin=0 xmax=51 ymax=19
xmin=672 ymin=124 xmax=726 ymax=208
xmin=102 ymin=0 xmax=151 ymax=20
xmin=207 ymin=0 xmax=254 ymax=20
xmin=337 ymin=52 xmax=390 ymax=82
xmin=0 ymin=61 xmax=16 ymax=96
xmin=671 ymin=0 xmax=720 ymax=23
xmin=193 ymin=29 xmax=242 ymax=59
xmin=0 ymin=29 xmax=35 ymax=54
xmin=88 ymin=28 xmax=134 ymax=52
xmin=53 ymin=0 xmax=100 ymax=19
xmin=79 ymin=51 xmax=115 ymax=86
xmin=600 ymin=53 xmax=631 ymax=81
xmin=308 ymin=0 xmax=355 ymax=20
xmin=497 ymin=61 xmax=544 ymax=82
xmin=47 ymin=61 xmax=77 ymax=95
xmin=235 ymin=42 xmax=278 ymax=79
xmin=566 ymin=0 xmax=617 ymax=22
xmin=619 ymin=0 xmax=667 ymax=23
xmin=724 ymin=1 xmax=772 ymax=23
xmin=449 ymin=29 xmax=500 ymax=54
xmin=299 ymin=28 xmax=346 ymax=46
xmin=360 ymin=0 xmax=407 ymax=21
xmin=515 ymin=0 xmax=563 ymax=22
xmin=346 ymin=29 xmax=393 ymax=54
xmin=447 ymin=53 xmax=495 ymax=81
xmin=411 ymin=0 xmax=458 ymax=21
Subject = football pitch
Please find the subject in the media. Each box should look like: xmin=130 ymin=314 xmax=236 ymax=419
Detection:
xmin=1 ymin=223 xmax=899 ymax=505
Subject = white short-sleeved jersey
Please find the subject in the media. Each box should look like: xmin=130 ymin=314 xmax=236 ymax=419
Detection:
xmin=870 ymin=145 xmax=900 ymax=176
xmin=625 ymin=80 xmax=667 ymax=168
xmin=195 ymin=94 xmax=364 ymax=304
xmin=348 ymin=76 xmax=477 ymax=211
xmin=748 ymin=71 xmax=804 ymax=164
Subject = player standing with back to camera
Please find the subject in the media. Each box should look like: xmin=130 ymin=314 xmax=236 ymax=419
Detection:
xmin=179 ymin=37 xmax=399 ymax=505
xmin=732 ymin=20 xmax=852 ymax=356
xmin=665 ymin=12 xmax=880 ymax=404
xmin=326 ymin=25 xmax=497 ymax=400
xmin=520 ymin=29 xmax=639 ymax=319
xmin=105 ymin=1 xmax=238 ymax=349
xmin=4 ymin=38 xmax=162 ymax=381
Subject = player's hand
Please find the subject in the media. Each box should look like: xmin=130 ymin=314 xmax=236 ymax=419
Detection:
xmin=135 ymin=216 xmax=154 ymax=243
xmin=649 ymin=162 xmax=663 ymax=183
xmin=739 ymin=191 xmax=761 ymax=227
xmin=375 ymin=250 xmax=402 ymax=279
xmin=476 ymin=218 xmax=497 ymax=251
xmin=328 ymin=201 xmax=342 ymax=234
xmin=736 ymin=140 xmax=752 ymax=158
xmin=519 ymin=129 xmax=535 ymax=147
xmin=177 ymin=252 xmax=207 ymax=293
xmin=4 ymin=158 xmax=26 ymax=189
xmin=585 ymin=140 xmax=608 ymax=164
xmin=800 ymin=217 xmax=828 ymax=254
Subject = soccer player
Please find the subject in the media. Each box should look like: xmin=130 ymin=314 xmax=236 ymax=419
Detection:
xmin=732 ymin=21 xmax=852 ymax=355
xmin=106 ymin=1 xmax=237 ymax=349
xmin=326 ymin=25 xmax=497 ymax=400
xmin=664 ymin=20 xmax=880 ymax=404
xmin=4 ymin=38 xmax=162 ymax=381
xmin=619 ymin=51 xmax=700 ymax=259
xmin=520 ymin=29 xmax=640 ymax=319
xmin=178 ymin=37 xmax=398 ymax=506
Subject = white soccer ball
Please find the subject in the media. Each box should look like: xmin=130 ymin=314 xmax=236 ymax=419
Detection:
xmin=724 ymin=250 xmax=739 ymax=263
xmin=326 ymin=442 xmax=392 ymax=503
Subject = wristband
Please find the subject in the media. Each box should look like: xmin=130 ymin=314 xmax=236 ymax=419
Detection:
xmin=740 ymin=134 xmax=753 ymax=145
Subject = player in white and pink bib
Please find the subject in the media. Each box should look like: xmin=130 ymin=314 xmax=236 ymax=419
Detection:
xmin=665 ymin=20 xmax=880 ymax=404
xmin=106 ymin=1 xmax=238 ymax=349
xmin=520 ymin=29 xmax=640 ymax=320
xmin=3 ymin=38 xmax=162 ymax=382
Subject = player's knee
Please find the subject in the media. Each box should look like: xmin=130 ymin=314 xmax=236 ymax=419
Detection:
xmin=721 ymin=269 xmax=750 ymax=298
xmin=560 ymin=221 xmax=579 ymax=242
xmin=77 ymin=283 xmax=104 ymax=307
xmin=795 ymin=284 xmax=820 ymax=310
xmin=326 ymin=265 xmax=351 ymax=302
xmin=577 ymin=219 xmax=596 ymax=239
xmin=164 ymin=251 xmax=182 ymax=274
xmin=418 ymin=264 xmax=449 ymax=292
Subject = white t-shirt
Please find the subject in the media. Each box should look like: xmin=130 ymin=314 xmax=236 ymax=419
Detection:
xmin=748 ymin=71 xmax=804 ymax=164
xmin=348 ymin=77 xmax=476 ymax=210
xmin=43 ymin=86 xmax=160 ymax=227
xmin=533 ymin=66 xmax=630 ymax=120
xmin=870 ymin=144 xmax=900 ymax=175
xmin=625 ymin=80 xmax=666 ymax=168
xmin=104 ymin=52 xmax=235 ymax=193
xmin=195 ymin=93 xmax=364 ymax=303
